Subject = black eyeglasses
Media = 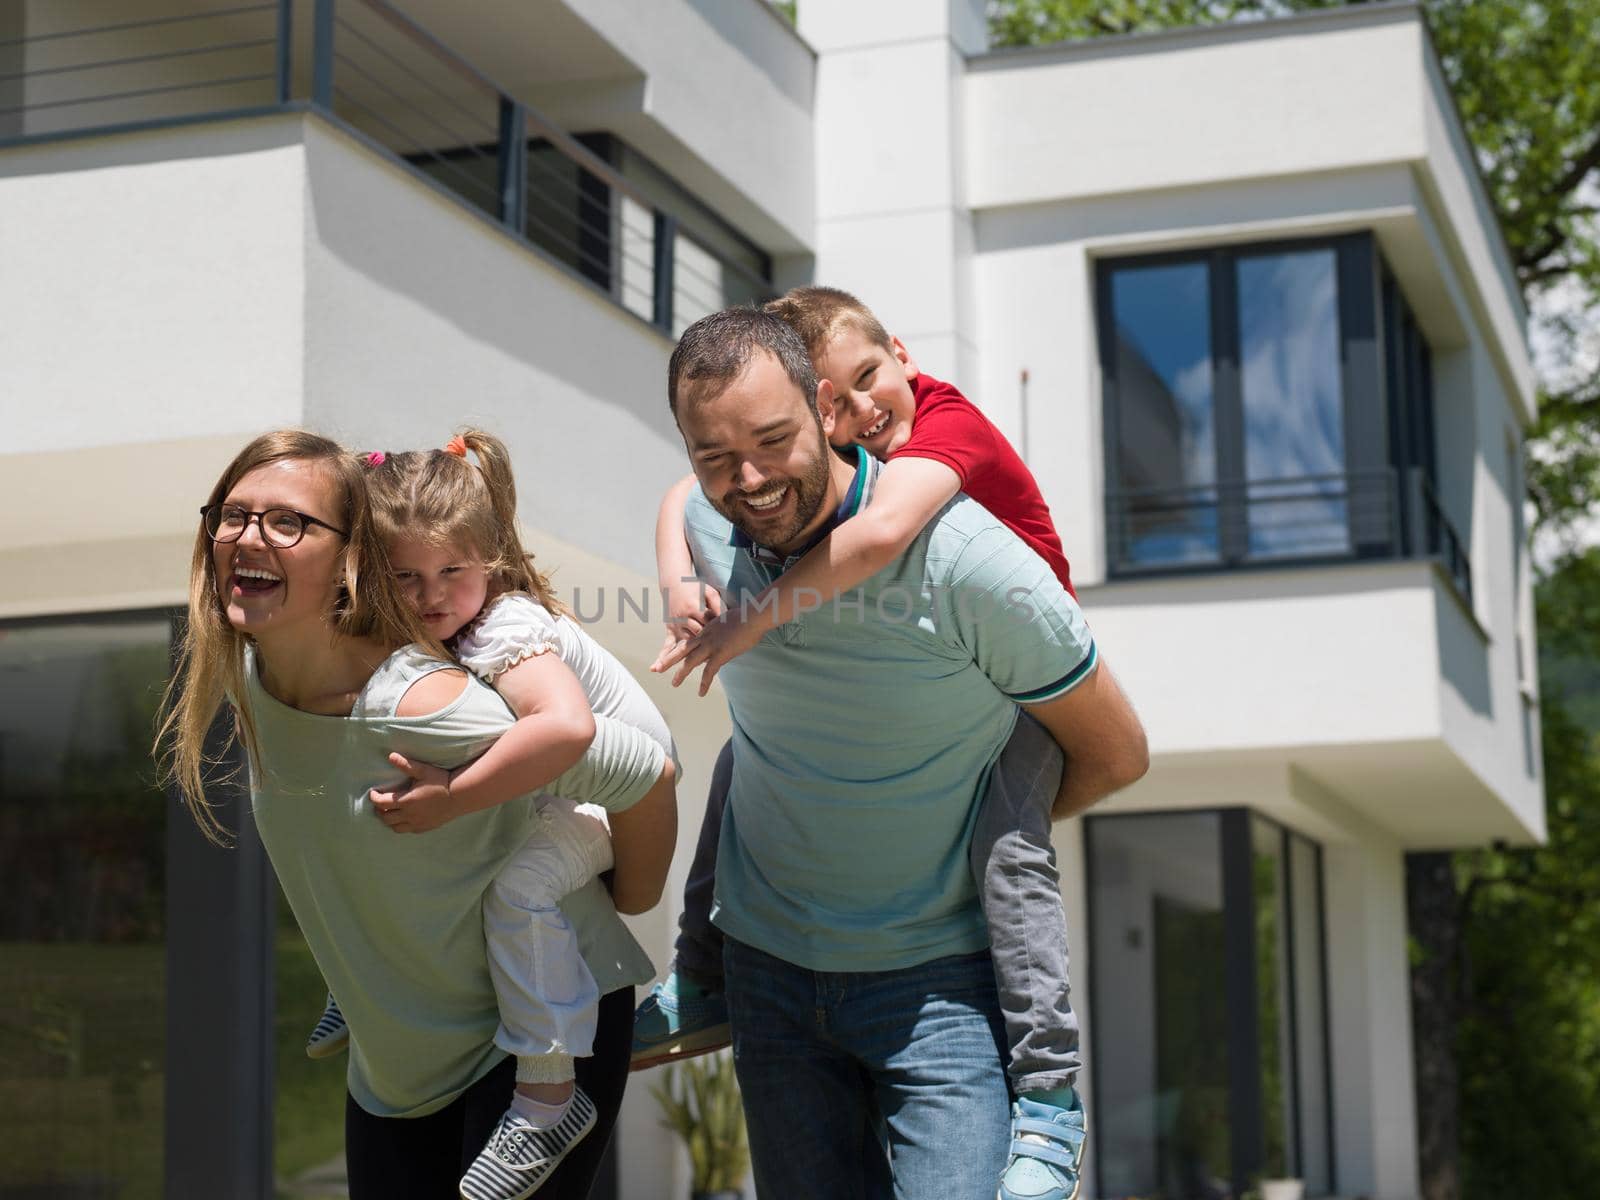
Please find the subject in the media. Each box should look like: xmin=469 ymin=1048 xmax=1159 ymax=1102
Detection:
xmin=200 ymin=503 xmax=348 ymax=549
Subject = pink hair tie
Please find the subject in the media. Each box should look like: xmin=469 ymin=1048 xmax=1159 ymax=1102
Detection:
xmin=443 ymin=435 xmax=469 ymax=458
xmin=364 ymin=451 xmax=386 ymax=467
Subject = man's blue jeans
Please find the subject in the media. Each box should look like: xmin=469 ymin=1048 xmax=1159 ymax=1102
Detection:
xmin=723 ymin=937 xmax=1011 ymax=1199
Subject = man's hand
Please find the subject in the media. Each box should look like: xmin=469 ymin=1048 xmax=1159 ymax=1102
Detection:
xmin=656 ymin=606 xmax=767 ymax=696
xmin=369 ymin=753 xmax=464 ymax=834
xmin=650 ymin=580 xmax=724 ymax=674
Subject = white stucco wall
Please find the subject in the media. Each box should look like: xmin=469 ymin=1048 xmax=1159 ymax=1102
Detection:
xmin=299 ymin=116 xmax=688 ymax=579
xmin=528 ymin=0 xmax=816 ymax=256
xmin=0 ymin=116 xmax=310 ymax=617
xmin=802 ymin=0 xmax=984 ymax=388
xmin=964 ymin=8 xmax=1426 ymax=212
xmin=0 ymin=117 xmax=306 ymax=456
xmin=1316 ymin=800 xmax=1424 ymax=1200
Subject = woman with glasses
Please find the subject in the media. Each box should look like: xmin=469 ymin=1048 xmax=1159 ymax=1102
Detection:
xmin=157 ymin=430 xmax=675 ymax=1199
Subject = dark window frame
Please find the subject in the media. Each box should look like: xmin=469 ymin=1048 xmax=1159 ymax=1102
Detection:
xmin=1096 ymin=231 xmax=1447 ymax=583
xmin=1083 ymin=807 xmax=1337 ymax=1199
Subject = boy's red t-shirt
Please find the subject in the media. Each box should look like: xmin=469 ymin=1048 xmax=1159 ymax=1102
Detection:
xmin=890 ymin=372 xmax=1075 ymax=596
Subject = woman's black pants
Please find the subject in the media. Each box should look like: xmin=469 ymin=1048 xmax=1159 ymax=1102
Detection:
xmin=344 ymin=986 xmax=635 ymax=1199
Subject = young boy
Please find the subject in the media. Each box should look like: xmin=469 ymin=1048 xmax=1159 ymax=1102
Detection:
xmin=642 ymin=286 xmax=1090 ymax=1200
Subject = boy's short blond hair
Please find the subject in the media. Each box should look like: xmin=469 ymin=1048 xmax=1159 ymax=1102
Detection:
xmin=763 ymin=286 xmax=893 ymax=361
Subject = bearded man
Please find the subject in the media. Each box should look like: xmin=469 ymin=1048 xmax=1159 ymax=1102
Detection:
xmin=665 ymin=307 xmax=1146 ymax=1198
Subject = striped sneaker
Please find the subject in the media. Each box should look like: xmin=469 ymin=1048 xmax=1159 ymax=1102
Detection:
xmin=305 ymin=994 xmax=349 ymax=1060
xmin=459 ymin=1087 xmax=597 ymax=1200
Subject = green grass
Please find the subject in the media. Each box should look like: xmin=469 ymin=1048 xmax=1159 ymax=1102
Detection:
xmin=0 ymin=917 xmax=353 ymax=1199
xmin=0 ymin=941 xmax=166 ymax=1199
xmin=273 ymin=898 xmax=350 ymax=1190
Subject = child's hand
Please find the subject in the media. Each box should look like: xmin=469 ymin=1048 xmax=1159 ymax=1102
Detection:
xmin=650 ymin=581 xmax=724 ymax=673
xmin=661 ymin=607 xmax=767 ymax=696
xmin=369 ymin=753 xmax=462 ymax=833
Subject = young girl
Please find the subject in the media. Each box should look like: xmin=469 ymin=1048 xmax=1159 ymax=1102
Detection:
xmin=158 ymin=430 xmax=673 ymax=1200
xmin=306 ymin=431 xmax=677 ymax=1200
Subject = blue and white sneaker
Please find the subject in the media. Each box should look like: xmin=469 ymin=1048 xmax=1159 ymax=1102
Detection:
xmin=629 ymin=969 xmax=730 ymax=1071
xmin=305 ymin=993 xmax=348 ymax=1060
xmin=459 ymin=1087 xmax=597 ymax=1200
xmin=997 ymin=1094 xmax=1087 ymax=1200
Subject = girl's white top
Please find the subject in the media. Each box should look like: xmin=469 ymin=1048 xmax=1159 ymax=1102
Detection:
xmin=454 ymin=594 xmax=676 ymax=766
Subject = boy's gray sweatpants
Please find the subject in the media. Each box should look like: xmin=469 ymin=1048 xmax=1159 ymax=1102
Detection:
xmin=672 ymin=711 xmax=1081 ymax=1092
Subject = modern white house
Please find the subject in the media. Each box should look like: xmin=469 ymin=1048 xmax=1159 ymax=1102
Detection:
xmin=0 ymin=2 xmax=1542 ymax=1198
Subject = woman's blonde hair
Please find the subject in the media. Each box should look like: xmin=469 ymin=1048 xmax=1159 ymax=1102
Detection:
xmin=364 ymin=429 xmax=567 ymax=619
xmin=155 ymin=430 xmax=430 ymax=844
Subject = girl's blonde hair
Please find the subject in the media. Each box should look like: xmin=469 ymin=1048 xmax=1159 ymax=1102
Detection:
xmin=155 ymin=430 xmax=431 ymax=844
xmin=364 ymin=430 xmax=568 ymax=621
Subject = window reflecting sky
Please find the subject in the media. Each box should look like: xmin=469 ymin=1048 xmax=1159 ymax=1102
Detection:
xmin=1113 ymin=261 xmax=1217 ymax=490
xmin=1112 ymin=262 xmax=1220 ymax=565
xmin=1237 ymin=250 xmax=1348 ymax=556
xmin=1238 ymin=250 xmax=1344 ymax=484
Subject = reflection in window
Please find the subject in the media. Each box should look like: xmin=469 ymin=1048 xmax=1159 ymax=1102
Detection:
xmin=1290 ymin=836 xmax=1333 ymax=1193
xmin=1109 ymin=262 xmax=1220 ymax=567
xmin=1237 ymin=251 xmax=1349 ymax=558
xmin=274 ymin=890 xmax=350 ymax=1193
xmin=0 ymin=616 xmax=170 ymax=1198
xmin=1088 ymin=811 xmax=1333 ymax=1199
xmin=1088 ymin=813 xmax=1229 ymax=1198
xmin=1098 ymin=236 xmax=1431 ymax=576
xmin=1253 ymin=818 xmax=1292 ymax=1180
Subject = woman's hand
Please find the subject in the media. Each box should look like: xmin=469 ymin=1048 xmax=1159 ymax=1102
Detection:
xmin=369 ymin=753 xmax=463 ymax=833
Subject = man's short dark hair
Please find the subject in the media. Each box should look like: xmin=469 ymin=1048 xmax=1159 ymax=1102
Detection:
xmin=668 ymin=307 xmax=821 ymax=420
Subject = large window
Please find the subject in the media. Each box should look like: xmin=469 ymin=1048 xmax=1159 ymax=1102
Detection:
xmin=1086 ymin=811 xmax=1333 ymax=1200
xmin=0 ymin=613 xmax=286 ymax=1198
xmin=0 ymin=614 xmax=172 ymax=1198
xmin=1098 ymin=234 xmax=1456 ymax=585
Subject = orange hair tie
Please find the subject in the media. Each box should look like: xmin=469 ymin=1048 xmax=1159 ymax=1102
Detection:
xmin=443 ymin=435 xmax=469 ymax=458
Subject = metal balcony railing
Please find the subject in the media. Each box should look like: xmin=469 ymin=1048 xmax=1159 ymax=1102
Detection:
xmin=1412 ymin=468 xmax=1474 ymax=606
xmin=0 ymin=5 xmax=288 ymax=136
xmin=0 ymin=0 xmax=773 ymax=337
xmin=1107 ymin=466 xmax=1474 ymax=601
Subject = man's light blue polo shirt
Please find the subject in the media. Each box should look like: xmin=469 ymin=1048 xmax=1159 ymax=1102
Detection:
xmin=684 ymin=446 xmax=1097 ymax=972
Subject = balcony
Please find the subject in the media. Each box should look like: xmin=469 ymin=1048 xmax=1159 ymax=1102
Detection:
xmin=0 ymin=0 xmax=775 ymax=338
xmin=1107 ymin=465 xmax=1474 ymax=607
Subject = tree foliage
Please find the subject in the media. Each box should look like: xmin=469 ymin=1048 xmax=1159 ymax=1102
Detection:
xmin=1455 ymin=549 xmax=1600 ymax=1197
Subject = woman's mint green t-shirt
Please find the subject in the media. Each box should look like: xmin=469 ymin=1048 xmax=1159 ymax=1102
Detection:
xmin=246 ymin=646 xmax=658 ymax=1118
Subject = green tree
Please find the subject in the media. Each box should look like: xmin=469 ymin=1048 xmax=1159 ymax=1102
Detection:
xmin=986 ymin=4 xmax=1600 ymax=1199
xmin=1454 ymin=550 xmax=1600 ymax=1198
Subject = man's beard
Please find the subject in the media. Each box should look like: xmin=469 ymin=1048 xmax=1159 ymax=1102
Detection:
xmin=711 ymin=423 xmax=833 ymax=554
